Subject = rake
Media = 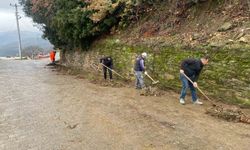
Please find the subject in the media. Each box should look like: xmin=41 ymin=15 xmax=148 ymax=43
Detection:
xmin=100 ymin=63 xmax=126 ymax=79
xmin=144 ymin=72 xmax=159 ymax=85
xmin=181 ymin=72 xmax=215 ymax=105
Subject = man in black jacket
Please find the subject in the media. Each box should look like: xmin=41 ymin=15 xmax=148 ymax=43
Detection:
xmin=179 ymin=56 xmax=209 ymax=105
xmin=100 ymin=56 xmax=113 ymax=80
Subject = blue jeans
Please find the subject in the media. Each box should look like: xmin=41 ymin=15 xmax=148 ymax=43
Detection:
xmin=179 ymin=74 xmax=197 ymax=102
xmin=135 ymin=71 xmax=144 ymax=89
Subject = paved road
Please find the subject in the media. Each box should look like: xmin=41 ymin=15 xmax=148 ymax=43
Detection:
xmin=0 ymin=60 xmax=250 ymax=150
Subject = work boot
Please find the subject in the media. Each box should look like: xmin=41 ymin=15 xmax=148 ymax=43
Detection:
xmin=179 ymin=98 xmax=185 ymax=105
xmin=193 ymin=99 xmax=203 ymax=105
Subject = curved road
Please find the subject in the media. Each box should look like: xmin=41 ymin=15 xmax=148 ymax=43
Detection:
xmin=0 ymin=59 xmax=249 ymax=150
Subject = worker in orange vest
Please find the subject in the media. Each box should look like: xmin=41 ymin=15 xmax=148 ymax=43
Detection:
xmin=50 ymin=50 xmax=56 ymax=63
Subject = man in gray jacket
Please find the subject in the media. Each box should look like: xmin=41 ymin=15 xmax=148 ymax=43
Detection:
xmin=134 ymin=52 xmax=147 ymax=89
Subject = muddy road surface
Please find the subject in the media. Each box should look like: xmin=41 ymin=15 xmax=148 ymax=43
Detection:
xmin=0 ymin=59 xmax=249 ymax=150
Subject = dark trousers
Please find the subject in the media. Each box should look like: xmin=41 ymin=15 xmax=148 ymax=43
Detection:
xmin=103 ymin=66 xmax=112 ymax=80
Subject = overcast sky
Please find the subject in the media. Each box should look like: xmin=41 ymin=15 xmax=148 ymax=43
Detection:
xmin=0 ymin=0 xmax=40 ymax=32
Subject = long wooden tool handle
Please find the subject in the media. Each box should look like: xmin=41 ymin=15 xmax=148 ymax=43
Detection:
xmin=145 ymin=73 xmax=156 ymax=82
xmin=91 ymin=63 xmax=102 ymax=72
xmin=181 ymin=72 xmax=213 ymax=103
xmin=100 ymin=63 xmax=125 ymax=79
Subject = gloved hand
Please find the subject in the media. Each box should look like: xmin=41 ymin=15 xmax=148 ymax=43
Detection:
xmin=193 ymin=82 xmax=198 ymax=88
xmin=180 ymin=69 xmax=184 ymax=74
xmin=144 ymin=71 xmax=148 ymax=75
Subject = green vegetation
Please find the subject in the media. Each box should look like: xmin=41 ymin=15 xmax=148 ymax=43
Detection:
xmin=19 ymin=0 xmax=158 ymax=50
xmin=88 ymin=38 xmax=250 ymax=107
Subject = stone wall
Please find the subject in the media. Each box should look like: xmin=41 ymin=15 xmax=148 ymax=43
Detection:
xmin=62 ymin=38 xmax=250 ymax=107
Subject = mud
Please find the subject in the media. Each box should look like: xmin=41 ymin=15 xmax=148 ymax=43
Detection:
xmin=0 ymin=59 xmax=250 ymax=150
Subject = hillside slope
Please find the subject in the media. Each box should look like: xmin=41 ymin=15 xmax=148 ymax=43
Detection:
xmin=119 ymin=1 xmax=250 ymax=49
xmin=0 ymin=31 xmax=53 ymax=56
xmin=61 ymin=1 xmax=250 ymax=107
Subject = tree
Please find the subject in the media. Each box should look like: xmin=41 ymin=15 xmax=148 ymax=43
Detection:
xmin=21 ymin=0 xmax=210 ymax=51
xmin=22 ymin=45 xmax=46 ymax=59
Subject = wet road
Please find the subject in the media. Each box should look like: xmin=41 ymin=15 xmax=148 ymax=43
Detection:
xmin=0 ymin=60 xmax=250 ymax=150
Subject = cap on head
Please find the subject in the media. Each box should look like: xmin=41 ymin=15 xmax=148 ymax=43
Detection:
xmin=142 ymin=52 xmax=147 ymax=58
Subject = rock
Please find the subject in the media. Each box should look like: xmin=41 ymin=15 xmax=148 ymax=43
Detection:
xmin=115 ymin=39 xmax=120 ymax=43
xmin=209 ymin=41 xmax=225 ymax=47
xmin=164 ymin=73 xmax=175 ymax=80
xmin=226 ymin=39 xmax=234 ymax=44
xmin=191 ymin=33 xmax=200 ymax=40
xmin=239 ymin=37 xmax=247 ymax=43
xmin=218 ymin=22 xmax=234 ymax=32
xmin=234 ymin=32 xmax=245 ymax=40
xmin=207 ymin=32 xmax=227 ymax=47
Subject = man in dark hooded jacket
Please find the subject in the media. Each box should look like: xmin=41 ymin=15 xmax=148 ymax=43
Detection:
xmin=179 ymin=55 xmax=209 ymax=105
xmin=100 ymin=56 xmax=113 ymax=80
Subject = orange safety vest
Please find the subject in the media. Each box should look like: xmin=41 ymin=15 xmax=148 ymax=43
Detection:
xmin=50 ymin=51 xmax=55 ymax=61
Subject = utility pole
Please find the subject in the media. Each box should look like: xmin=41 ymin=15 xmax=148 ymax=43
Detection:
xmin=248 ymin=0 xmax=250 ymax=13
xmin=10 ymin=3 xmax=22 ymax=60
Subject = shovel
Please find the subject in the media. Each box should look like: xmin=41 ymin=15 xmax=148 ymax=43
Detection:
xmin=144 ymin=72 xmax=159 ymax=85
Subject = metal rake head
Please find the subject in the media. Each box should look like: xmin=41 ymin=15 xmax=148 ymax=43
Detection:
xmin=152 ymin=80 xmax=159 ymax=85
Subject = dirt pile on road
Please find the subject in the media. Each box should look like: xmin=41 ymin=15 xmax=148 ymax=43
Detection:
xmin=89 ymin=79 xmax=125 ymax=88
xmin=51 ymin=64 xmax=127 ymax=88
xmin=139 ymin=86 xmax=165 ymax=97
xmin=206 ymin=105 xmax=250 ymax=124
